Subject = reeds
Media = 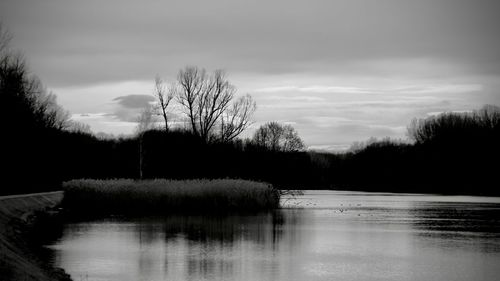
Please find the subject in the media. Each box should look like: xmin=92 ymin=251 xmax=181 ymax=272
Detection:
xmin=62 ymin=179 xmax=280 ymax=215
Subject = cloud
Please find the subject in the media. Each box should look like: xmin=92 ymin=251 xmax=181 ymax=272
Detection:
xmin=71 ymin=94 xmax=158 ymax=125
xmin=308 ymin=144 xmax=352 ymax=152
xmin=112 ymin=108 xmax=140 ymax=122
xmin=301 ymin=116 xmax=355 ymax=128
xmin=110 ymin=95 xmax=157 ymax=122
xmin=2 ymin=0 xmax=500 ymax=87
xmin=256 ymin=83 xmax=482 ymax=96
xmin=71 ymin=113 xmax=109 ymax=120
xmin=425 ymin=110 xmax=473 ymax=117
xmin=69 ymin=112 xmax=137 ymax=135
xmin=390 ymin=84 xmax=483 ymax=95
xmin=112 ymin=94 xmax=155 ymax=109
xmin=52 ymin=80 xmax=153 ymax=115
xmin=256 ymin=86 xmax=371 ymax=94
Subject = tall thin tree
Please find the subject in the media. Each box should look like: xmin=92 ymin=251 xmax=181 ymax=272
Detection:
xmin=153 ymin=76 xmax=174 ymax=131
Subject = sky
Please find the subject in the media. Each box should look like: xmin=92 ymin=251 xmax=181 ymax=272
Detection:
xmin=1 ymin=0 xmax=499 ymax=150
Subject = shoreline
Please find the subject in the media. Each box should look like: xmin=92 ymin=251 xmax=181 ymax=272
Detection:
xmin=0 ymin=191 xmax=72 ymax=281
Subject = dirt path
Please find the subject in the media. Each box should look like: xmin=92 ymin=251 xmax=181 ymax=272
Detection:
xmin=0 ymin=191 xmax=68 ymax=281
xmin=0 ymin=191 xmax=63 ymax=219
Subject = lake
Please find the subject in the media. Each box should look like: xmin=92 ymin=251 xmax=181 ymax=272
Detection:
xmin=46 ymin=190 xmax=500 ymax=281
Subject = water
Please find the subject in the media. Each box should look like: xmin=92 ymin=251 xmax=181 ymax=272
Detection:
xmin=46 ymin=191 xmax=500 ymax=281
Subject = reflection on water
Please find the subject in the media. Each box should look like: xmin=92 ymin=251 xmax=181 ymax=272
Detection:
xmin=47 ymin=191 xmax=500 ymax=281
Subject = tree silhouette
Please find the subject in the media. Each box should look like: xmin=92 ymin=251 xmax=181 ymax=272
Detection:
xmin=1 ymin=26 xmax=69 ymax=133
xmin=177 ymin=66 xmax=254 ymax=143
xmin=153 ymin=75 xmax=174 ymax=131
xmin=407 ymin=105 xmax=500 ymax=144
xmin=220 ymin=94 xmax=256 ymax=142
xmin=252 ymin=122 xmax=305 ymax=152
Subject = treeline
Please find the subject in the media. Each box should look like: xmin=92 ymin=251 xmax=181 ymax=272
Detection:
xmin=2 ymin=110 xmax=498 ymax=196
xmin=334 ymin=106 xmax=500 ymax=195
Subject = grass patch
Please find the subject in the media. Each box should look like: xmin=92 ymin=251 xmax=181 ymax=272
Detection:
xmin=62 ymin=179 xmax=280 ymax=215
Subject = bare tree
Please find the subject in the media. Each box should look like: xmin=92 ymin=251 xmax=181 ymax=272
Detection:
xmin=253 ymin=122 xmax=305 ymax=152
xmin=177 ymin=66 xmax=205 ymax=137
xmin=1 ymin=40 xmax=70 ymax=132
xmin=253 ymin=122 xmax=283 ymax=150
xmin=135 ymin=105 xmax=156 ymax=136
xmin=37 ymin=89 xmax=71 ymax=130
xmin=135 ymin=104 xmax=157 ymax=180
xmin=220 ymin=94 xmax=256 ymax=142
xmin=281 ymin=124 xmax=306 ymax=151
xmin=177 ymin=66 xmax=245 ymax=143
xmin=153 ymin=75 xmax=174 ymax=131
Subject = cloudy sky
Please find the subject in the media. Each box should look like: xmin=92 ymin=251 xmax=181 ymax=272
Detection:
xmin=1 ymin=0 xmax=499 ymax=150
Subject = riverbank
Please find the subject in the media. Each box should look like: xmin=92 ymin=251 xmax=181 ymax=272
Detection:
xmin=0 ymin=191 xmax=71 ymax=281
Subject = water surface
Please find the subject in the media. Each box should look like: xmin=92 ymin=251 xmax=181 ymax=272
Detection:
xmin=47 ymin=191 xmax=500 ymax=281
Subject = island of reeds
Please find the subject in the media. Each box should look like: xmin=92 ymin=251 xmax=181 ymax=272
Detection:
xmin=61 ymin=179 xmax=280 ymax=215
